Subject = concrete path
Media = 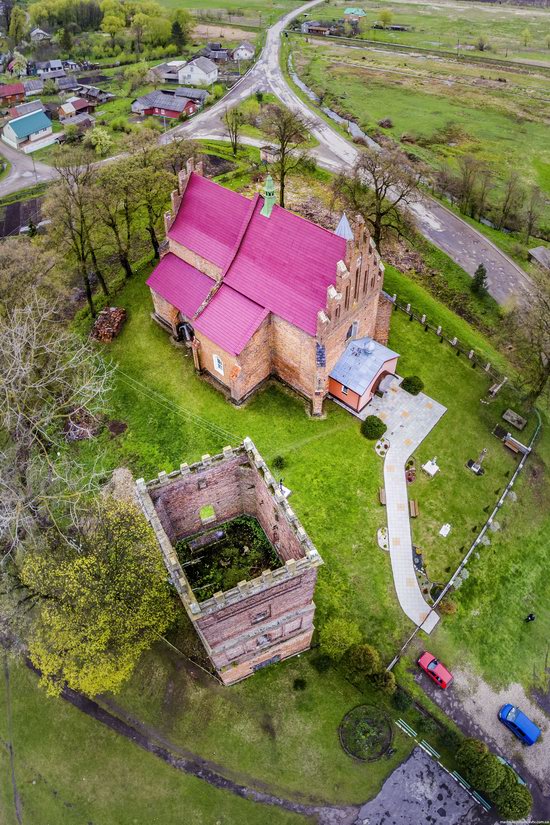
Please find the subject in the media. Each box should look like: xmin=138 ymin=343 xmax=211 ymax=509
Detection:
xmin=369 ymin=382 xmax=446 ymax=634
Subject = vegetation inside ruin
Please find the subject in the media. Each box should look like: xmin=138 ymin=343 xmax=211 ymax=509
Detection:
xmin=175 ymin=516 xmax=281 ymax=600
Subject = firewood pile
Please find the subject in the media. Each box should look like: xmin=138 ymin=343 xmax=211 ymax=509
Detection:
xmin=64 ymin=407 xmax=101 ymax=441
xmin=90 ymin=307 xmax=127 ymax=342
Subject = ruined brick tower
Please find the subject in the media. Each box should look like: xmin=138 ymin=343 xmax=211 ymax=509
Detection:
xmin=136 ymin=439 xmax=322 ymax=685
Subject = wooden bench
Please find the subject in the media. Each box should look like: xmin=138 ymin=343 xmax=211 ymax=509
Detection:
xmin=409 ymin=500 xmax=419 ymax=518
xmin=379 ymin=487 xmax=386 ymax=506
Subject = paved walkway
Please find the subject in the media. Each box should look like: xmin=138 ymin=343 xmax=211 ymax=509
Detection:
xmin=369 ymin=381 xmax=446 ymax=634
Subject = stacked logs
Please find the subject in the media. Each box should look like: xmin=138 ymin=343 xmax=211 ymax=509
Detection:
xmin=90 ymin=307 xmax=127 ymax=342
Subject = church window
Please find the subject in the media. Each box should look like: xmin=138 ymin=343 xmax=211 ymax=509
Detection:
xmin=213 ymin=354 xmax=224 ymax=375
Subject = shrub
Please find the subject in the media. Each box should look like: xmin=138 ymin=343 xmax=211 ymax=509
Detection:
xmin=310 ymin=653 xmax=331 ymax=673
xmin=293 ymin=677 xmax=307 ymax=691
xmin=439 ymin=727 xmax=461 ymax=751
xmin=272 ymin=455 xmax=286 ymax=471
xmin=471 ymin=263 xmax=487 ymax=295
xmin=360 ymin=415 xmax=386 ymax=440
xmin=370 ymin=670 xmax=396 ymax=695
xmin=392 ymin=686 xmax=413 ymax=711
xmin=401 ymin=375 xmax=424 ymax=395
xmin=438 ymin=597 xmax=457 ymax=615
xmin=419 ymin=715 xmax=439 ymax=736
xmin=345 ymin=643 xmax=381 ymax=678
xmin=319 ymin=617 xmax=362 ymax=661
xmin=493 ymin=781 xmax=532 ymax=819
xmin=457 ymin=739 xmax=505 ymax=794
xmin=111 ymin=116 xmax=133 ymax=133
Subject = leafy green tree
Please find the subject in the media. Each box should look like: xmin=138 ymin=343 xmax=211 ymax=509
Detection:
xmin=345 ymin=643 xmax=382 ymax=677
xmin=471 ymin=263 xmax=487 ymax=295
xmin=379 ymin=9 xmax=393 ymax=28
xmin=101 ymin=13 xmax=124 ymax=43
xmin=172 ymin=7 xmax=192 ymax=42
xmin=492 ymin=768 xmax=532 ymax=819
xmin=124 ymin=62 xmax=148 ymax=95
xmin=319 ymin=617 xmax=362 ymax=660
xmin=131 ymin=12 xmax=149 ymax=53
xmin=93 ymin=160 xmax=139 ymax=279
xmin=59 ymin=27 xmax=73 ymax=53
xmin=456 ymin=738 xmax=505 ymax=794
xmin=370 ymin=670 xmax=396 ymax=695
xmin=21 ymin=499 xmax=175 ymax=697
xmin=10 ymin=50 xmax=27 ymax=76
xmin=171 ymin=19 xmax=184 ymax=49
xmin=84 ymin=126 xmax=113 ymax=157
xmin=521 ymin=27 xmax=531 ymax=47
xmin=43 ymin=77 xmax=58 ymax=95
xmin=8 ymin=5 xmax=26 ymax=46
xmin=264 ymin=105 xmax=312 ymax=208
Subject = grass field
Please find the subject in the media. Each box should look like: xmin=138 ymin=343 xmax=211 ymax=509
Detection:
xmin=0 ymin=656 xmax=313 ymax=825
xmin=292 ymin=37 xmax=550 ymax=227
xmin=299 ymin=0 xmax=550 ymax=65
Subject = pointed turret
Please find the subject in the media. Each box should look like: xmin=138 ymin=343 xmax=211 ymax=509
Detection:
xmin=260 ymin=174 xmax=276 ymax=218
xmin=334 ymin=212 xmax=354 ymax=241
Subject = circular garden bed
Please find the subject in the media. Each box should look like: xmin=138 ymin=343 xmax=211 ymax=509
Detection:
xmin=338 ymin=705 xmax=393 ymax=762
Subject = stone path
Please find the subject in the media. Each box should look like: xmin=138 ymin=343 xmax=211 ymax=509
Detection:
xmin=369 ymin=381 xmax=446 ymax=634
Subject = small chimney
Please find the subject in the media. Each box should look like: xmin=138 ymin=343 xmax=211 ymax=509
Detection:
xmin=260 ymin=174 xmax=276 ymax=218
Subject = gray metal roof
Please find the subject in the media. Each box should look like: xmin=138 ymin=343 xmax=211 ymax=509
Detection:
xmin=330 ymin=336 xmax=399 ymax=395
xmin=335 ymin=212 xmax=353 ymax=240
xmin=528 ymin=246 xmax=550 ymax=269
xmin=188 ymin=56 xmax=217 ymax=74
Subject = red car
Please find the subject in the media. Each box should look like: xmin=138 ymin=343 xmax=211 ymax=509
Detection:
xmin=418 ymin=652 xmax=454 ymax=689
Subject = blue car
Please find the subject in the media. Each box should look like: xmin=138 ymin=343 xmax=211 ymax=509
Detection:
xmin=498 ymin=704 xmax=541 ymax=746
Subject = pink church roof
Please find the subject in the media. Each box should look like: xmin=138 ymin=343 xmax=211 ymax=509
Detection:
xmin=146 ymin=252 xmax=212 ymax=316
xmin=167 ymin=174 xmax=252 ymax=269
xmin=148 ymin=173 xmax=349 ymax=355
xmin=194 ymin=285 xmax=268 ymax=356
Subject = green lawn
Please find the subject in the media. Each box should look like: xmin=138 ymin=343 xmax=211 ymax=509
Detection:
xmin=0 ymin=656 xmax=312 ymax=825
xmin=300 ymin=0 xmax=550 ymax=65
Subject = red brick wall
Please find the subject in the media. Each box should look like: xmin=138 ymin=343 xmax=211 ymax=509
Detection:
xmin=374 ymin=293 xmax=393 ymax=346
xmin=150 ymin=288 xmax=181 ymax=333
xmin=271 ymin=315 xmax=317 ymax=399
xmin=168 ymin=238 xmax=221 ymax=281
xmin=149 ymin=453 xmax=248 ymax=539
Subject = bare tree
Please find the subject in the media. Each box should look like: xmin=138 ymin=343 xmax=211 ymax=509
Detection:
xmin=44 ymin=149 xmax=109 ymax=316
xmin=509 ymin=269 xmax=550 ymax=402
xmin=0 ymin=236 xmax=56 ymax=313
xmin=496 ymin=170 xmax=524 ymax=231
xmin=224 ymin=106 xmax=243 ymax=156
xmin=523 ymin=186 xmax=543 ymax=243
xmin=334 ymin=147 xmax=421 ymax=251
xmin=93 ymin=160 xmax=138 ymax=280
xmin=162 ymin=136 xmax=198 ymax=176
xmin=0 ymin=293 xmax=113 ymax=558
xmin=264 ymin=106 xmax=312 ymax=208
xmin=125 ymin=130 xmax=175 ymax=258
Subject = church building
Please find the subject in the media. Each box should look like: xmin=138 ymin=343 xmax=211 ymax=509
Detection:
xmin=147 ymin=159 xmax=396 ymax=415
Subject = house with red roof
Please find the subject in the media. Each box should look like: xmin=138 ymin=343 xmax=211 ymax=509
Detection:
xmin=147 ymin=160 xmax=395 ymax=415
xmin=0 ymin=83 xmax=26 ymax=107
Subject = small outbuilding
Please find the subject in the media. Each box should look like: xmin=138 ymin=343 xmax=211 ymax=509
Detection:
xmin=527 ymin=246 xmax=550 ymax=270
xmin=0 ymin=82 xmax=26 ymax=107
xmin=328 ymin=336 xmax=399 ymax=412
xmin=30 ymin=27 xmax=52 ymax=42
xmin=232 ymin=41 xmax=255 ymax=61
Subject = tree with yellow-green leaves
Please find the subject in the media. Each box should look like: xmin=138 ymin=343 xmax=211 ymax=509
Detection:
xmin=21 ymin=499 xmax=176 ymax=697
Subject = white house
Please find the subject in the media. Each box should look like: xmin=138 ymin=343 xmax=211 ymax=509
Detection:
xmin=151 ymin=59 xmax=187 ymax=83
xmin=177 ymin=57 xmax=218 ymax=87
xmin=36 ymin=59 xmax=64 ymax=77
xmin=232 ymin=42 xmax=255 ymax=62
xmin=30 ymin=28 xmax=51 ymax=43
xmin=2 ymin=110 xmax=57 ymax=153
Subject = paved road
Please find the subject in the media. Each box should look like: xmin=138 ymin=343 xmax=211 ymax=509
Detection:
xmin=1 ymin=0 xmax=532 ymax=307
xmin=0 ymin=139 xmax=56 ymax=196
xmin=169 ymin=0 xmax=531 ymax=306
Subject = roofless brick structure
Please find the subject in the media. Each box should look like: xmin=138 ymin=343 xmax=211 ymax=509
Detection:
xmin=136 ymin=439 xmax=322 ymax=685
xmin=147 ymin=159 xmax=393 ymax=415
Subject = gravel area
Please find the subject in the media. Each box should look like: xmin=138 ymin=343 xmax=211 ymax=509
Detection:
xmin=451 ymin=668 xmax=550 ymax=794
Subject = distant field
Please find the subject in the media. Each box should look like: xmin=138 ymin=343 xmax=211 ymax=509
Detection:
xmin=293 ymin=39 xmax=550 ymax=214
xmin=158 ymin=0 xmax=301 ymax=24
xmin=299 ymin=0 xmax=550 ymax=65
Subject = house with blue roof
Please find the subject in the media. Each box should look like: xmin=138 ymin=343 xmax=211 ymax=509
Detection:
xmin=329 ymin=336 xmax=399 ymax=413
xmin=2 ymin=109 xmax=56 ymax=153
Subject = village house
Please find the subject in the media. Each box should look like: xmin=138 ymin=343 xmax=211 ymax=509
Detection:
xmin=152 ymin=59 xmax=187 ymax=83
xmin=0 ymin=82 xmax=26 ymax=107
xmin=202 ymin=42 xmax=229 ymax=63
xmin=136 ymin=438 xmax=323 ymax=685
xmin=131 ymin=90 xmax=196 ymax=119
xmin=1 ymin=109 xmax=56 ymax=153
xmin=23 ymin=78 xmax=44 ymax=96
xmin=58 ymin=96 xmax=96 ymax=120
xmin=232 ymin=41 xmax=255 ymax=62
xmin=30 ymin=27 xmax=52 ymax=43
xmin=177 ymin=56 xmax=218 ymax=86
xmin=8 ymin=99 xmax=45 ymax=118
xmin=170 ymin=87 xmax=209 ymax=107
xmin=147 ymin=161 xmax=395 ymax=416
xmin=36 ymin=59 xmax=65 ymax=78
